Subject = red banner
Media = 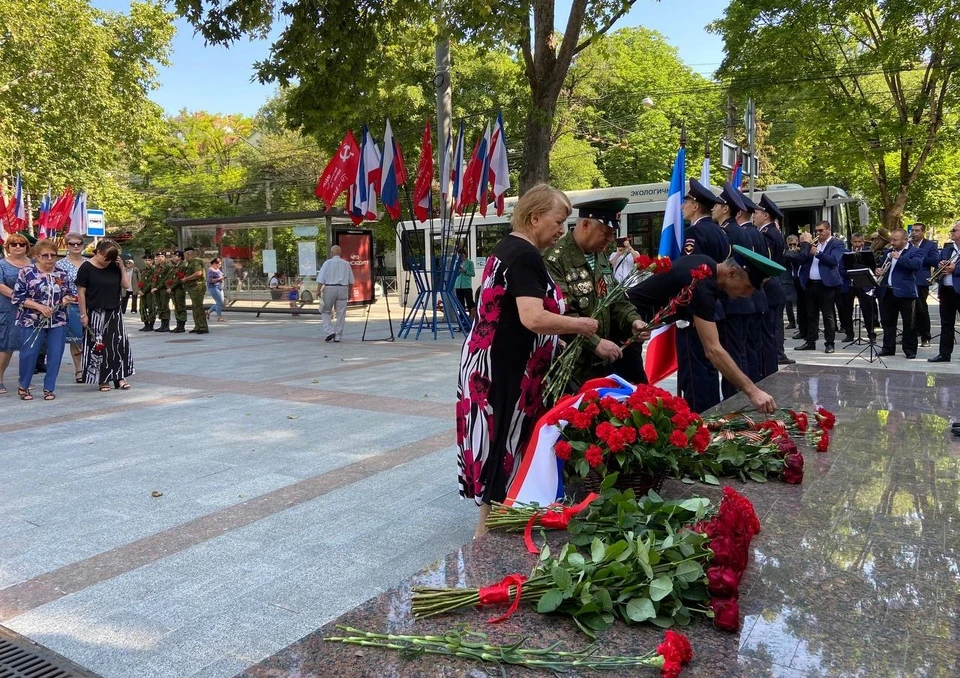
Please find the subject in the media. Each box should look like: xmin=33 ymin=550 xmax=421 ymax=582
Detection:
xmin=413 ymin=120 xmax=433 ymax=224
xmin=336 ymin=230 xmax=374 ymax=304
xmin=315 ymin=131 xmax=361 ymax=208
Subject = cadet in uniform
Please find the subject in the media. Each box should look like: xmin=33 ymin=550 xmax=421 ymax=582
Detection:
xmin=712 ymin=182 xmax=753 ymax=399
xmin=182 ymin=247 xmax=209 ymax=334
xmin=628 ymin=246 xmax=781 ymax=414
xmin=154 ymin=251 xmax=172 ymax=333
xmin=138 ymin=252 xmax=156 ymax=332
xmin=677 ymin=179 xmax=730 ymax=413
xmin=754 ymin=194 xmax=787 ymax=377
xmin=737 ymin=193 xmax=767 ymax=381
xmin=544 ymin=198 xmax=647 ymax=388
xmin=169 ymin=249 xmax=188 ymax=333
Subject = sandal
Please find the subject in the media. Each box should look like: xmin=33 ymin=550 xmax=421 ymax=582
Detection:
xmin=43 ymin=391 xmax=56 ymax=401
xmin=99 ymin=384 xmax=111 ymax=392
xmin=0 ymin=383 xmax=6 ymax=395
xmin=116 ymin=380 xmax=131 ymax=390
xmin=75 ymin=370 xmax=84 ymax=384
xmin=18 ymin=387 xmax=33 ymax=401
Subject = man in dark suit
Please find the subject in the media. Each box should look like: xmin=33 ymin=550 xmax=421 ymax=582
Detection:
xmin=909 ymin=222 xmax=940 ymax=347
xmin=929 ymin=221 xmax=960 ymax=363
xmin=844 ymin=233 xmax=878 ymax=343
xmin=755 ymin=194 xmax=787 ymax=376
xmin=795 ymin=220 xmax=846 ymax=353
xmin=876 ymin=228 xmax=924 ymax=358
xmin=738 ymin=193 xmax=767 ymax=381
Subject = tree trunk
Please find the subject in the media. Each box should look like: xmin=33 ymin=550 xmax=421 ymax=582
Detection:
xmin=519 ymin=97 xmax=556 ymax=194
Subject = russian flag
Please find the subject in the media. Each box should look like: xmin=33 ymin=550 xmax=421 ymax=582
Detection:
xmin=644 ymin=146 xmax=686 ymax=385
xmin=68 ymin=191 xmax=87 ymax=234
xmin=349 ymin=131 xmax=368 ymax=224
xmin=439 ymin=130 xmax=452 ymax=205
xmin=476 ymin=123 xmax=492 ymax=217
xmin=36 ymin=189 xmax=51 ymax=239
xmin=450 ymin=120 xmax=465 ymax=215
xmin=489 ymin=111 xmax=510 ymax=216
xmin=504 ymin=376 xmax=636 ymax=507
xmin=380 ymin=119 xmax=406 ymax=221
xmin=731 ymin=152 xmax=743 ymax=190
xmin=10 ymin=174 xmax=26 ymax=232
xmin=353 ymin=125 xmax=382 ymax=221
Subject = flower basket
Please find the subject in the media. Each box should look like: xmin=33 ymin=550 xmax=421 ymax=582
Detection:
xmin=583 ymin=468 xmax=665 ymax=495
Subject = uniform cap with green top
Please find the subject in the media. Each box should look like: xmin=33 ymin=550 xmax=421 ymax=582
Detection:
xmin=732 ymin=244 xmax=786 ymax=290
xmin=574 ymin=197 xmax=628 ymax=229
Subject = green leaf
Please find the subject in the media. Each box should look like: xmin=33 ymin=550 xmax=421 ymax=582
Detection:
xmin=649 ymin=576 xmax=674 ymax=601
xmin=567 ymin=553 xmax=586 ymax=568
xmin=599 ymin=472 xmax=619 ymax=490
xmin=552 ymin=565 xmax=573 ymax=592
xmin=702 ymin=473 xmax=720 ymax=485
xmin=537 ymin=588 xmax=563 ymax=613
xmin=651 ymin=616 xmax=675 ymax=628
xmin=748 ymin=471 xmax=768 ymax=483
xmin=675 ymin=560 xmax=703 ymax=583
xmin=590 ymin=537 xmax=606 ymax=563
xmin=624 ymin=597 xmax=656 ymax=622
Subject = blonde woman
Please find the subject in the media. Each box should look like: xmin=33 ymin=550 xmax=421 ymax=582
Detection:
xmin=455 ymin=184 xmax=598 ymax=539
xmin=56 ymin=233 xmax=87 ymax=382
xmin=0 ymin=233 xmax=33 ymax=395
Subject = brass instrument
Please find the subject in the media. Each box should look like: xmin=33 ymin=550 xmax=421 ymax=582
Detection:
xmin=876 ymin=248 xmax=893 ymax=287
xmin=927 ymin=249 xmax=958 ymax=285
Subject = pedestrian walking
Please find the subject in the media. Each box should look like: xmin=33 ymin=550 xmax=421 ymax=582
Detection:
xmin=55 ymin=234 xmax=88 ymax=381
xmin=317 ymin=245 xmax=354 ymax=342
xmin=0 ymin=234 xmax=33 ymax=395
xmin=206 ymin=257 xmax=226 ymax=322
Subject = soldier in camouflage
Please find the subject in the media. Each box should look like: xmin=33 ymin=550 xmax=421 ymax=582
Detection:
xmin=182 ymin=247 xmax=209 ymax=334
xmin=153 ymin=252 xmax=172 ymax=332
xmin=138 ymin=252 xmax=156 ymax=332
xmin=169 ymin=250 xmax=188 ymax=333
xmin=544 ymin=198 xmax=648 ymax=389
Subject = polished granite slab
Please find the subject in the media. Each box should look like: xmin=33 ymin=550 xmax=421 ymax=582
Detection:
xmin=238 ymin=366 xmax=960 ymax=677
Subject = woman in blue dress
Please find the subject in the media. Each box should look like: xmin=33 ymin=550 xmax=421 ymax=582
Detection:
xmin=0 ymin=233 xmax=33 ymax=395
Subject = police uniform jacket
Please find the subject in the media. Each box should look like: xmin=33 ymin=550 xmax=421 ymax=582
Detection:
xmin=760 ymin=223 xmax=786 ymax=306
xmin=544 ymin=231 xmax=640 ymax=366
xmin=721 ymin=219 xmax=754 ymax=315
xmin=741 ymin=224 xmax=769 ymax=312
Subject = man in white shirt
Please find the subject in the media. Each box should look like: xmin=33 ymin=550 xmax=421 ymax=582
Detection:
xmin=316 ymin=245 xmax=355 ymax=342
xmin=608 ymin=237 xmax=636 ymax=284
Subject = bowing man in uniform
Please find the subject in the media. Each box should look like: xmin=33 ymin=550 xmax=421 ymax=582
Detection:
xmin=795 ymin=220 xmax=846 ymax=354
xmin=875 ymin=228 xmax=924 ymax=358
xmin=712 ymin=182 xmax=754 ymax=398
xmin=737 ymin=192 xmax=767 ymax=381
xmin=929 ymin=221 xmax=960 ymax=363
xmin=909 ymin=222 xmax=940 ymax=347
xmin=676 ymin=179 xmax=730 ymax=412
xmin=544 ymin=198 xmax=648 ymax=387
xmin=628 ymin=245 xmax=782 ymax=414
xmin=754 ymin=194 xmax=787 ymax=377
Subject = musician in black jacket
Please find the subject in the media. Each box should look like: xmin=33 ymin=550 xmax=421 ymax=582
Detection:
xmin=929 ymin=221 xmax=960 ymax=363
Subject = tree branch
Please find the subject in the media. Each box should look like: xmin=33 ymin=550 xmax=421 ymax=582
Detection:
xmin=573 ymin=0 xmax=639 ymax=57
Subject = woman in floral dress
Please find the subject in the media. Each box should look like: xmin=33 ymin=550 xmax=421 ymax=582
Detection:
xmin=457 ymin=184 xmax=599 ymax=539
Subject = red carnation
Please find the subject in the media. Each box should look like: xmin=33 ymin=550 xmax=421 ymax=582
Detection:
xmin=691 ymin=263 xmax=713 ymax=280
xmin=610 ymin=402 xmax=631 ymax=420
xmin=176 ymin=271 xmax=185 ymax=279
xmin=710 ymin=597 xmax=740 ymax=631
xmin=635 ymin=253 xmax=653 ymax=270
xmin=595 ymin=421 xmax=616 ymax=442
xmin=639 ymin=424 xmax=658 ymax=443
xmin=559 ymin=407 xmax=579 ymax=423
xmin=572 ymin=413 xmax=593 ymax=430
xmin=668 ymin=430 xmax=689 ymax=448
xmin=816 ymin=407 xmax=836 ymax=431
xmin=607 ymin=433 xmax=627 ymax=453
xmin=554 ymin=440 xmax=572 ymax=461
xmin=582 ymin=402 xmax=600 ymax=417
xmin=619 ymin=426 xmax=637 ymax=444
xmin=582 ymin=389 xmax=600 ymax=402
xmin=584 ymin=445 xmax=604 ymax=468
xmin=660 ymin=659 xmax=682 ymax=678
xmin=707 ymin=566 xmax=741 ymax=598
xmin=137 ymin=282 xmax=144 ymax=290
xmin=658 ymin=630 xmax=693 ymax=666
xmin=789 ymin=410 xmax=809 ymax=432
xmin=692 ymin=427 xmax=711 ymax=453
xmin=816 ymin=430 xmax=830 ymax=452
xmin=599 ymin=395 xmax=618 ymax=411
xmin=653 ymin=257 xmax=672 ymax=274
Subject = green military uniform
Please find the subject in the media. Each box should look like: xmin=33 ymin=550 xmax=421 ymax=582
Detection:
xmin=184 ymin=256 xmax=208 ymax=333
xmin=170 ymin=258 xmax=188 ymax=331
xmin=544 ymin=230 xmax=641 ymax=387
xmin=139 ymin=261 xmax=156 ymax=329
xmin=155 ymin=258 xmax=172 ymax=331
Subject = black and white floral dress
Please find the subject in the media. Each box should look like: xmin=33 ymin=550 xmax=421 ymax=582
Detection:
xmin=456 ymin=235 xmax=565 ymax=505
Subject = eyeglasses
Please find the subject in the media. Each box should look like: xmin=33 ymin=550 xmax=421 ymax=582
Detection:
xmin=8 ymin=242 xmax=26 ymax=248
xmin=67 ymin=241 xmax=83 ymax=247
xmin=37 ymin=253 xmax=57 ymax=259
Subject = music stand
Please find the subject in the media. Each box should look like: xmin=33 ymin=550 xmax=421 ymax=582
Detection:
xmin=842 ymin=252 xmax=886 ymax=366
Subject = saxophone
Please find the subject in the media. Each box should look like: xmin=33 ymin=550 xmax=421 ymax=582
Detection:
xmin=928 ymin=248 xmax=958 ymax=285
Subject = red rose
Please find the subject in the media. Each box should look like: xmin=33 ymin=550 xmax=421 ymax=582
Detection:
xmin=554 ymin=440 xmax=572 ymax=461
xmin=707 ymin=566 xmax=741 ymax=598
xmin=708 ymin=535 xmax=747 ymax=571
xmin=584 ymin=445 xmax=604 ymax=468
xmin=691 ymin=263 xmax=714 ymax=280
xmin=668 ymin=430 xmax=689 ymax=448
xmin=710 ymin=597 xmax=740 ymax=631
xmin=137 ymin=282 xmax=143 ymax=290
xmin=653 ymin=257 xmax=672 ymax=274
xmin=816 ymin=407 xmax=836 ymax=430
xmin=816 ymin=430 xmax=830 ymax=452
xmin=775 ymin=437 xmax=799 ymax=457
xmin=639 ymin=424 xmax=658 ymax=443
xmin=784 ymin=451 xmax=805 ymax=471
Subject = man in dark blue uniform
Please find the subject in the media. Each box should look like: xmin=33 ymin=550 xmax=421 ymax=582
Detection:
xmin=712 ymin=182 xmax=753 ymax=399
xmin=754 ymin=193 xmax=787 ymax=377
xmin=676 ymin=178 xmax=730 ymax=412
xmin=909 ymin=222 xmax=940 ymax=347
xmin=738 ymin=192 xmax=771 ymax=378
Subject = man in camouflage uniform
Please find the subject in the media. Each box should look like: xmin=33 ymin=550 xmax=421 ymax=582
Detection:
xmin=182 ymin=247 xmax=209 ymax=334
xmin=168 ymin=249 xmax=188 ymax=333
xmin=154 ymin=251 xmax=172 ymax=332
xmin=138 ymin=252 xmax=156 ymax=332
xmin=544 ymin=198 xmax=648 ymax=388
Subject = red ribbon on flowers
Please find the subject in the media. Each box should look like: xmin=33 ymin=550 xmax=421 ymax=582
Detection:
xmin=522 ymin=493 xmax=599 ymax=554
xmin=478 ymin=573 xmax=527 ymax=623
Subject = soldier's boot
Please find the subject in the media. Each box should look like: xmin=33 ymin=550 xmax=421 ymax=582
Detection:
xmin=172 ymin=321 xmax=186 ymax=333
xmin=138 ymin=322 xmax=151 ymax=332
xmin=156 ymin=320 xmax=170 ymax=333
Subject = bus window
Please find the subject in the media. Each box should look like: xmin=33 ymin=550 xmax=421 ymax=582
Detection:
xmin=477 ymin=223 xmax=512 ymax=257
xmin=831 ymin=203 xmax=850 ymax=242
xmin=627 ymin=213 xmax=662 ymax=256
xmin=781 ymin=208 xmax=817 ymax=238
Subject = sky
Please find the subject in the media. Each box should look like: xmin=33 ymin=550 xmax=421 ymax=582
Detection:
xmin=94 ymin=0 xmax=729 ymax=117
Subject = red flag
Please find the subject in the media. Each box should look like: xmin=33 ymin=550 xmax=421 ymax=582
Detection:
xmin=412 ymin=121 xmax=434 ymax=224
xmin=315 ymin=131 xmax=361 ymax=208
xmin=47 ymin=188 xmax=75 ymax=232
xmin=457 ymin=134 xmax=483 ymax=215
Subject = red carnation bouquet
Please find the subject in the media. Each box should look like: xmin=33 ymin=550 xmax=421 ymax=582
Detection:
xmin=621 ymin=263 xmax=714 ymax=351
xmin=542 ymin=255 xmax=673 ymax=404
xmin=703 ymin=405 xmax=836 ymax=453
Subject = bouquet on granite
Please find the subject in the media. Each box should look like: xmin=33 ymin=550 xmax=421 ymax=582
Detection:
xmin=542 ymin=255 xmax=672 ymax=405
xmin=325 ymin=625 xmax=693 ymax=678
xmin=702 ymin=406 xmax=836 ymax=453
xmin=677 ymin=428 xmax=805 ymax=485
xmin=414 ymin=486 xmax=760 ymax=634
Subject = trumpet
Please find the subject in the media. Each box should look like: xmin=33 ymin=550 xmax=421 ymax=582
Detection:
xmin=927 ymin=251 xmax=958 ymax=285
xmin=875 ymin=248 xmax=893 ymax=287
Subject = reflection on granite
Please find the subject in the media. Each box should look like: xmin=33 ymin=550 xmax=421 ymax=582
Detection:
xmin=238 ymin=367 xmax=960 ymax=678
